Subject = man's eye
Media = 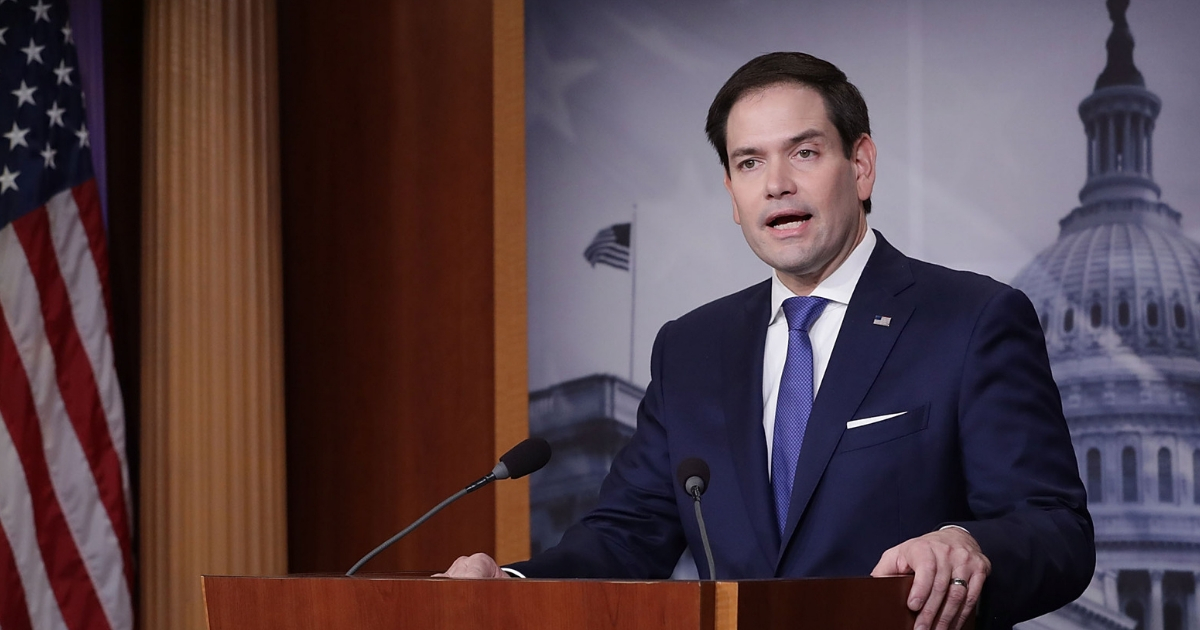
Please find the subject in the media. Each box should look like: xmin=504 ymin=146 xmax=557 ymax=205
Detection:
xmin=796 ymin=149 xmax=815 ymax=159
xmin=739 ymin=159 xmax=759 ymax=170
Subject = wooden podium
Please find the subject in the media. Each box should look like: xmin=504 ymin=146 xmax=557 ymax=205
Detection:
xmin=203 ymin=574 xmax=934 ymax=629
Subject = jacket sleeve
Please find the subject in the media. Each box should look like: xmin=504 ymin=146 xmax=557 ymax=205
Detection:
xmin=946 ymin=286 xmax=1095 ymax=628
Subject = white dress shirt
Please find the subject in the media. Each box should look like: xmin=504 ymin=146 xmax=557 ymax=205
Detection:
xmin=762 ymin=228 xmax=876 ymax=476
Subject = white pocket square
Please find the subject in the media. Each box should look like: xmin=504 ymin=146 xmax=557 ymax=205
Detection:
xmin=846 ymin=411 xmax=907 ymax=429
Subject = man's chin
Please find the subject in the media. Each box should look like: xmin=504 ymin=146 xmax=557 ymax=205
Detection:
xmin=763 ymin=253 xmax=843 ymax=290
xmin=754 ymin=251 xmax=823 ymax=277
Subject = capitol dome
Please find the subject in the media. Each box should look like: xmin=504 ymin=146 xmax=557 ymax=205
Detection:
xmin=1011 ymin=2 xmax=1200 ymax=629
xmin=1015 ymin=204 xmax=1200 ymax=414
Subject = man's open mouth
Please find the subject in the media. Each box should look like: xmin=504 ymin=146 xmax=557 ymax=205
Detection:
xmin=768 ymin=212 xmax=812 ymax=230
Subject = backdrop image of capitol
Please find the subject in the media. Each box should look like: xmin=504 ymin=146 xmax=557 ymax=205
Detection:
xmin=525 ymin=0 xmax=1200 ymax=627
xmin=1013 ymin=3 xmax=1200 ymax=629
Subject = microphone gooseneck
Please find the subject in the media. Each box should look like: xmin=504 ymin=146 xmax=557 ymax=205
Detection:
xmin=676 ymin=457 xmax=716 ymax=580
xmin=345 ymin=438 xmax=552 ymax=576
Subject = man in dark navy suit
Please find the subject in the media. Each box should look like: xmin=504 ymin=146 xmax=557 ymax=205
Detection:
xmin=443 ymin=52 xmax=1094 ymax=630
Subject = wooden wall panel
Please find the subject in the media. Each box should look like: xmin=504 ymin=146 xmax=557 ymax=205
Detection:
xmin=280 ymin=0 xmax=528 ymax=573
xmin=492 ymin=0 xmax=529 ymax=566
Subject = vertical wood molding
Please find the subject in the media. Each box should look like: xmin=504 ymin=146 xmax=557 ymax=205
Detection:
xmin=492 ymin=0 xmax=530 ymax=566
xmin=280 ymin=0 xmax=506 ymax=574
xmin=141 ymin=1 xmax=286 ymax=629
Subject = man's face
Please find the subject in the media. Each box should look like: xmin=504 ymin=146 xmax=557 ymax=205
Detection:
xmin=723 ymin=83 xmax=875 ymax=295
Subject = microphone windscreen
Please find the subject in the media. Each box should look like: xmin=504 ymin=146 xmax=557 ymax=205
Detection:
xmin=498 ymin=438 xmax=552 ymax=480
xmin=676 ymin=457 xmax=711 ymax=492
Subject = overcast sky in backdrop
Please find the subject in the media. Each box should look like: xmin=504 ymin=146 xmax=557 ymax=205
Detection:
xmin=525 ymin=0 xmax=1200 ymax=391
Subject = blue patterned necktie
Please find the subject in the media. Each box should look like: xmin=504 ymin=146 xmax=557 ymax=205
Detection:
xmin=772 ymin=296 xmax=828 ymax=536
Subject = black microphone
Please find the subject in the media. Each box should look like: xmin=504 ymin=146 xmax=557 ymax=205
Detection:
xmin=677 ymin=457 xmax=709 ymax=499
xmin=346 ymin=437 xmax=552 ymax=576
xmin=478 ymin=436 xmax=552 ymax=487
xmin=676 ymin=457 xmax=716 ymax=580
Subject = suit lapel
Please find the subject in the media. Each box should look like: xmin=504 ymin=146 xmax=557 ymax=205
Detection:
xmin=777 ymin=233 xmax=916 ymax=568
xmin=721 ymin=280 xmax=781 ymax=565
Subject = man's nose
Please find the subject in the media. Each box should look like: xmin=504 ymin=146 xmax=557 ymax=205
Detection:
xmin=765 ymin=160 xmax=797 ymax=199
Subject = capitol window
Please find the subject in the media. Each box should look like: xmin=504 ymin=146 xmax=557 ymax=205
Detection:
xmin=1147 ymin=302 xmax=1160 ymax=327
xmin=1086 ymin=448 xmax=1103 ymax=503
xmin=1174 ymin=303 xmax=1186 ymax=328
xmin=1090 ymin=304 xmax=1102 ymax=328
xmin=1118 ymin=300 xmax=1130 ymax=326
xmin=1064 ymin=308 xmax=1075 ymax=332
xmin=1158 ymin=447 xmax=1173 ymax=502
xmin=1125 ymin=601 xmax=1145 ymax=630
xmin=1166 ymin=602 xmax=1183 ymax=630
xmin=1194 ymin=449 xmax=1200 ymax=504
xmin=1122 ymin=446 xmax=1138 ymax=502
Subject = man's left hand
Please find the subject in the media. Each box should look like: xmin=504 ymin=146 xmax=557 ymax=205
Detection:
xmin=870 ymin=527 xmax=990 ymax=630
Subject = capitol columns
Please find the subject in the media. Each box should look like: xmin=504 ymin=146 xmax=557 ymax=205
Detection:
xmin=1101 ymin=569 xmax=1120 ymax=609
xmin=1193 ymin=571 xmax=1200 ymax=630
xmin=141 ymin=0 xmax=286 ymax=629
xmin=1149 ymin=569 xmax=1165 ymax=630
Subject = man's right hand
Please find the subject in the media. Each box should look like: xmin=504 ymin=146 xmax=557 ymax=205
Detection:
xmin=434 ymin=552 xmax=509 ymax=578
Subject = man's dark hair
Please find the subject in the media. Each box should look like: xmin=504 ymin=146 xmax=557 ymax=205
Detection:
xmin=705 ymin=52 xmax=872 ymax=213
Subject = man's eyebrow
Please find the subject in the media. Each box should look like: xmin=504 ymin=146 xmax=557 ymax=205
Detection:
xmin=788 ymin=129 xmax=826 ymax=146
xmin=728 ymin=145 xmax=761 ymax=162
xmin=727 ymin=129 xmax=827 ymax=162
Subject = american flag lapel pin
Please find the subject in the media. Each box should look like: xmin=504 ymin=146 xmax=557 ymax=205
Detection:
xmin=872 ymin=315 xmax=892 ymax=327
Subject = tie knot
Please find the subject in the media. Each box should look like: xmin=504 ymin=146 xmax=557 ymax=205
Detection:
xmin=782 ymin=296 xmax=828 ymax=332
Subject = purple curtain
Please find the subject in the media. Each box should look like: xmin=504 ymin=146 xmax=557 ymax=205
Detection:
xmin=67 ymin=0 xmax=108 ymax=227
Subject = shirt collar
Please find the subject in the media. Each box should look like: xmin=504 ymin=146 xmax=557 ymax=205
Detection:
xmin=769 ymin=228 xmax=877 ymax=325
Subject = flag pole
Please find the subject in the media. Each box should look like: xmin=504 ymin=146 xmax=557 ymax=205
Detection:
xmin=629 ymin=205 xmax=638 ymax=382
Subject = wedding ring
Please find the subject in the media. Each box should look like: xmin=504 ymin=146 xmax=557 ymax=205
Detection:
xmin=950 ymin=578 xmax=968 ymax=588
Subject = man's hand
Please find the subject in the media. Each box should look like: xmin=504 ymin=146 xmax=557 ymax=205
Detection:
xmin=870 ymin=528 xmax=990 ymax=630
xmin=434 ymin=552 xmax=510 ymax=579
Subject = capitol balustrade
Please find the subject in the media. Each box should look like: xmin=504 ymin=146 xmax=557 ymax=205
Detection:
xmin=1090 ymin=505 xmax=1200 ymax=548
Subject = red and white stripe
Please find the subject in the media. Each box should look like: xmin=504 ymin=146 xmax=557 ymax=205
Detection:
xmin=0 ymin=182 xmax=133 ymax=630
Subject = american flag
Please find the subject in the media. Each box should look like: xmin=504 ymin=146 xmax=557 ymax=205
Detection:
xmin=0 ymin=1 xmax=134 ymax=629
xmin=583 ymin=222 xmax=631 ymax=271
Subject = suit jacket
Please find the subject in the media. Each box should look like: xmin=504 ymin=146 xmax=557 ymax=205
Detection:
xmin=510 ymin=232 xmax=1094 ymax=629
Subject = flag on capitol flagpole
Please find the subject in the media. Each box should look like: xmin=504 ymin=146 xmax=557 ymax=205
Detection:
xmin=583 ymin=222 xmax=632 ymax=271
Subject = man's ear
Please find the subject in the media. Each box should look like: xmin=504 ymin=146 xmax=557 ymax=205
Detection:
xmin=724 ymin=172 xmax=743 ymax=226
xmin=852 ymin=134 xmax=877 ymax=204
